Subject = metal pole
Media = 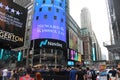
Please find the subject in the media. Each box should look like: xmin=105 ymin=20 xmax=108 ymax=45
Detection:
xmin=55 ymin=49 xmax=57 ymax=68
xmin=26 ymin=49 xmax=29 ymax=67
xmin=31 ymin=40 xmax=35 ymax=66
xmin=39 ymin=49 xmax=42 ymax=64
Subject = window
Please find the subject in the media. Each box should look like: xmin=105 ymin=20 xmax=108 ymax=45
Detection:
xmin=39 ymin=8 xmax=42 ymax=12
xmin=54 ymin=16 xmax=57 ymax=20
xmin=63 ymin=12 xmax=65 ymax=16
xmin=43 ymin=0 xmax=45 ymax=4
xmin=36 ymin=16 xmax=39 ymax=20
xmin=48 ymin=7 xmax=52 ymax=11
xmin=61 ymin=0 xmax=64 ymax=2
xmin=59 ymin=3 xmax=62 ymax=7
xmin=61 ymin=18 xmax=63 ymax=22
xmin=56 ymin=8 xmax=59 ymax=13
xmin=35 ymin=2 xmax=39 ymax=6
xmin=44 ymin=15 xmax=47 ymax=19
xmin=51 ymin=0 xmax=54 ymax=4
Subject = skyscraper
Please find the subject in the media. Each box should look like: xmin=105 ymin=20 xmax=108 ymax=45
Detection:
xmin=81 ymin=7 xmax=92 ymax=34
xmin=80 ymin=7 xmax=93 ymax=64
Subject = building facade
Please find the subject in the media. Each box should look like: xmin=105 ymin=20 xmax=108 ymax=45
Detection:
xmin=80 ymin=8 xmax=93 ymax=65
xmin=104 ymin=0 xmax=120 ymax=66
xmin=12 ymin=0 xmax=83 ymax=67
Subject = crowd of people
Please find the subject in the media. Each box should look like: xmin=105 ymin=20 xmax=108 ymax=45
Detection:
xmin=0 ymin=65 xmax=42 ymax=80
xmin=0 ymin=65 xmax=120 ymax=80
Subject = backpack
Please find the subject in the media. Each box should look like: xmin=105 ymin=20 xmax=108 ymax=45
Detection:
xmin=91 ymin=70 xmax=96 ymax=79
xmin=87 ymin=71 xmax=92 ymax=79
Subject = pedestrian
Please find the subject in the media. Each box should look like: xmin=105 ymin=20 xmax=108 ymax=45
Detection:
xmin=0 ymin=69 xmax=2 ymax=80
xmin=90 ymin=68 xmax=96 ymax=80
xmin=96 ymin=72 xmax=100 ymax=80
xmin=117 ymin=65 xmax=120 ymax=80
xmin=69 ymin=67 xmax=77 ymax=80
xmin=86 ymin=67 xmax=92 ymax=80
xmin=7 ymin=69 xmax=11 ymax=80
xmin=19 ymin=67 xmax=34 ymax=80
xmin=76 ymin=67 xmax=85 ymax=80
xmin=108 ymin=67 xmax=117 ymax=80
xmin=12 ymin=70 xmax=18 ymax=80
xmin=35 ymin=72 xmax=42 ymax=80
xmin=2 ymin=68 xmax=8 ymax=80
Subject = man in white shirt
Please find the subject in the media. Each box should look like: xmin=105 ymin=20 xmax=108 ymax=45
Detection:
xmin=2 ymin=68 xmax=8 ymax=80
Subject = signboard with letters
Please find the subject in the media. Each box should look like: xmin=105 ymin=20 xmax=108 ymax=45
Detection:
xmin=0 ymin=0 xmax=27 ymax=48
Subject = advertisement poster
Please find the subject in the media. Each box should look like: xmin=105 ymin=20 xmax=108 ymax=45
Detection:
xmin=0 ymin=0 xmax=27 ymax=48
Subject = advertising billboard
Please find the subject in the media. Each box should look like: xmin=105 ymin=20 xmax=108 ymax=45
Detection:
xmin=68 ymin=49 xmax=82 ymax=62
xmin=0 ymin=0 xmax=27 ymax=48
xmin=69 ymin=29 xmax=78 ymax=50
xmin=31 ymin=0 xmax=66 ymax=42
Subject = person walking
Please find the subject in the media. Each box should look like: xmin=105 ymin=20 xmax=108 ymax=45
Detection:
xmin=35 ymin=72 xmax=42 ymax=80
xmin=2 ymin=68 xmax=8 ymax=80
xmin=69 ymin=67 xmax=77 ymax=80
xmin=19 ymin=67 xmax=34 ymax=80
xmin=96 ymin=72 xmax=100 ymax=80
xmin=0 ymin=69 xmax=2 ymax=80
xmin=108 ymin=67 xmax=117 ymax=80
xmin=76 ymin=67 xmax=85 ymax=80
xmin=86 ymin=67 xmax=92 ymax=80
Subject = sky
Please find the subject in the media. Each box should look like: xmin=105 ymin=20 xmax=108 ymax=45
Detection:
xmin=69 ymin=0 xmax=110 ymax=60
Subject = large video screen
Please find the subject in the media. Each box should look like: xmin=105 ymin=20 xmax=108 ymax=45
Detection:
xmin=69 ymin=49 xmax=78 ymax=61
xmin=0 ymin=0 xmax=27 ymax=48
xmin=31 ymin=0 xmax=66 ymax=42
xmin=69 ymin=29 xmax=78 ymax=50
xmin=68 ymin=49 xmax=82 ymax=62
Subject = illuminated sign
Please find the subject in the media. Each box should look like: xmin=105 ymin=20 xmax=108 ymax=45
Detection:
xmin=31 ymin=0 xmax=66 ymax=42
xmin=0 ymin=48 xmax=23 ymax=61
xmin=0 ymin=30 xmax=23 ymax=42
xmin=68 ymin=49 xmax=82 ymax=62
xmin=39 ymin=39 xmax=63 ymax=48
xmin=67 ymin=61 xmax=74 ymax=66
xmin=69 ymin=29 xmax=78 ymax=50
xmin=0 ymin=0 xmax=27 ymax=47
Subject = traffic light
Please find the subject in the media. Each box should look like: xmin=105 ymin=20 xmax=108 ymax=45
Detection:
xmin=17 ymin=51 xmax=22 ymax=61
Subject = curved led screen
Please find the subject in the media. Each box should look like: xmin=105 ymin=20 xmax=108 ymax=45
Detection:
xmin=31 ymin=0 xmax=66 ymax=42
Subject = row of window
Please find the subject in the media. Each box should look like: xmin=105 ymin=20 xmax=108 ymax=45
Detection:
xmin=36 ymin=15 xmax=64 ymax=22
xmin=42 ymin=0 xmax=64 ymax=5
xmin=39 ymin=7 xmax=61 ymax=13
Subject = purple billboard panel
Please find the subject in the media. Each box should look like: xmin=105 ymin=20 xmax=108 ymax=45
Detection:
xmin=69 ymin=49 xmax=78 ymax=61
xmin=31 ymin=0 xmax=66 ymax=42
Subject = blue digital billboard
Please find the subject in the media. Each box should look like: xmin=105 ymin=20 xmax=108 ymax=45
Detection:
xmin=31 ymin=0 xmax=66 ymax=42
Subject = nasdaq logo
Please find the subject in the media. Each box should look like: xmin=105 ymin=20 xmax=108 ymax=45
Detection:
xmin=39 ymin=40 xmax=48 ymax=47
xmin=39 ymin=40 xmax=63 ymax=48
